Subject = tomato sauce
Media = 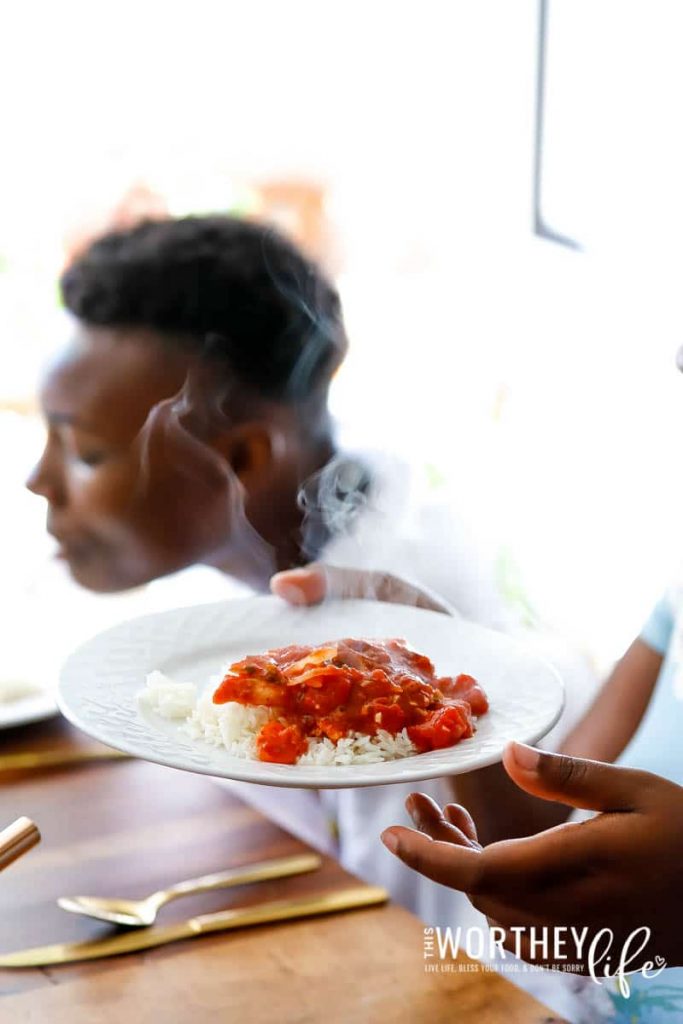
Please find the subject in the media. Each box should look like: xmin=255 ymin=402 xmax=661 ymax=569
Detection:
xmin=213 ymin=638 xmax=489 ymax=765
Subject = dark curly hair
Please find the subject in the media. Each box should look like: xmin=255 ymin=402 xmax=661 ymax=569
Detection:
xmin=60 ymin=216 xmax=347 ymax=402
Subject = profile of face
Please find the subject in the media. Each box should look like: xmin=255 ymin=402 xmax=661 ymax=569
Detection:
xmin=27 ymin=326 xmax=280 ymax=592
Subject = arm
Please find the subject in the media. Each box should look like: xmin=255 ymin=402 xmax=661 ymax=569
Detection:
xmin=560 ymin=638 xmax=662 ymax=761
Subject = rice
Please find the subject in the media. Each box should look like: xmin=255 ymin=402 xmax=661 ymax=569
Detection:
xmin=137 ymin=670 xmax=197 ymax=720
xmin=138 ymin=672 xmax=419 ymax=764
xmin=297 ymin=728 xmax=416 ymax=766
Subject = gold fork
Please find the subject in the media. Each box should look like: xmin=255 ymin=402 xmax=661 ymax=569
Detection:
xmin=57 ymin=852 xmax=321 ymax=927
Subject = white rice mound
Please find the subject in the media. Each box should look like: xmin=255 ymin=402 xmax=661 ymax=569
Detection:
xmin=138 ymin=671 xmax=419 ymax=765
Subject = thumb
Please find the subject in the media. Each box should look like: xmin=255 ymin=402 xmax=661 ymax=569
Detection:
xmin=270 ymin=565 xmax=327 ymax=605
xmin=271 ymin=564 xmax=452 ymax=613
xmin=503 ymin=741 xmax=649 ymax=813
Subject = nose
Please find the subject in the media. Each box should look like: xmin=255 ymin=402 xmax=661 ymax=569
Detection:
xmin=25 ymin=445 xmax=66 ymax=506
xmin=25 ymin=461 xmax=45 ymax=496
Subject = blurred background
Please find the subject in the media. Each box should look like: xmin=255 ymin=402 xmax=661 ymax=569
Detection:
xmin=2 ymin=0 xmax=683 ymax=686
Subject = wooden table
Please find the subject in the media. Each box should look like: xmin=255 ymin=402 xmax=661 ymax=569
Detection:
xmin=0 ymin=717 xmax=564 ymax=1023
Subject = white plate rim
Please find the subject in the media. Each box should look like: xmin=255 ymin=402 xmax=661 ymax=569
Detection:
xmin=0 ymin=692 xmax=59 ymax=731
xmin=57 ymin=597 xmax=565 ymax=788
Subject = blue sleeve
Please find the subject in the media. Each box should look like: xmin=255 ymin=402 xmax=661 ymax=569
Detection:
xmin=639 ymin=594 xmax=675 ymax=656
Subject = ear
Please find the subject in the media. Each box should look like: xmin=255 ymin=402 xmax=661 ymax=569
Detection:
xmin=212 ymin=423 xmax=281 ymax=485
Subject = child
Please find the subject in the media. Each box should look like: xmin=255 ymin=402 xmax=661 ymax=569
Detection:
xmin=27 ymin=214 xmax=509 ymax=919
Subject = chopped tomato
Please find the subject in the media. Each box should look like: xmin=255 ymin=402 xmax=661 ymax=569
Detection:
xmin=256 ymin=721 xmax=308 ymax=764
xmin=407 ymin=703 xmax=474 ymax=753
xmin=213 ymin=672 xmax=288 ymax=709
xmin=295 ymin=674 xmax=353 ymax=716
xmin=317 ymin=716 xmax=348 ymax=743
xmin=365 ymin=700 xmax=407 ymax=734
xmin=439 ymin=674 xmax=489 ymax=716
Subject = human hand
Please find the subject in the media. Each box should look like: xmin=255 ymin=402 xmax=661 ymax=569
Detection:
xmin=381 ymin=743 xmax=683 ymax=970
xmin=271 ymin=563 xmax=454 ymax=615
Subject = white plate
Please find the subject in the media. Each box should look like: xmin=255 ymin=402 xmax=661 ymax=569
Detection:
xmin=0 ymin=692 xmax=58 ymax=731
xmin=57 ymin=597 xmax=564 ymax=788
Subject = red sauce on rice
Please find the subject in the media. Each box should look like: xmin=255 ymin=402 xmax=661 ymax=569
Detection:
xmin=213 ymin=638 xmax=488 ymax=765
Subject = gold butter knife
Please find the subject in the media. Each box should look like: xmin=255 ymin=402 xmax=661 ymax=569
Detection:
xmin=0 ymin=749 xmax=129 ymax=772
xmin=0 ymin=885 xmax=388 ymax=967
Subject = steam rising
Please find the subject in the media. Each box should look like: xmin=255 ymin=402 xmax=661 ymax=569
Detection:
xmin=298 ymin=456 xmax=371 ymax=562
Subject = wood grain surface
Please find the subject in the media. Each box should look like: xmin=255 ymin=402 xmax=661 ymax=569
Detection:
xmin=0 ymin=716 xmax=565 ymax=1023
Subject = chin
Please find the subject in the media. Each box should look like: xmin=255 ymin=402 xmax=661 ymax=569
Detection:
xmin=65 ymin=559 xmax=141 ymax=594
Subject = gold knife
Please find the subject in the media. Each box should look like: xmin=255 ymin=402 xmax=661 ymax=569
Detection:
xmin=0 ymin=885 xmax=388 ymax=967
xmin=0 ymin=749 xmax=129 ymax=772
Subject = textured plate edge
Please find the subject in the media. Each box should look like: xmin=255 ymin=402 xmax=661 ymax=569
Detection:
xmin=56 ymin=597 xmax=567 ymax=789
xmin=55 ymin=686 xmax=564 ymax=788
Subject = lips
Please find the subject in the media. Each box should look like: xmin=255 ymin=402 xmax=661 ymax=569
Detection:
xmin=49 ymin=534 xmax=74 ymax=560
xmin=47 ymin=528 xmax=91 ymax=561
